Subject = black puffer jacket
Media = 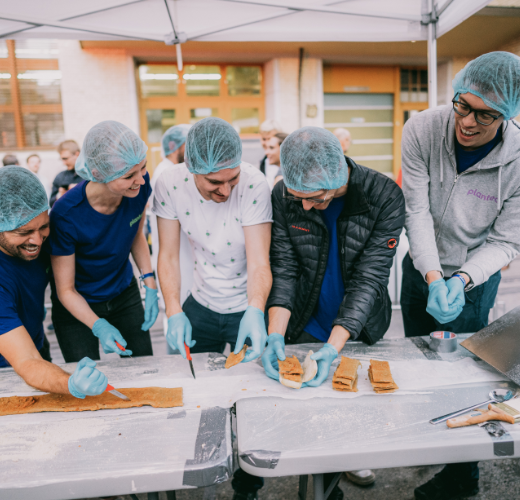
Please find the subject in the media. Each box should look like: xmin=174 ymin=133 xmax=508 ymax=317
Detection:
xmin=266 ymin=158 xmax=405 ymax=345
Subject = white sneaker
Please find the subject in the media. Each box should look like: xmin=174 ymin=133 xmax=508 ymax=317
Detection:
xmin=344 ymin=470 xmax=376 ymax=486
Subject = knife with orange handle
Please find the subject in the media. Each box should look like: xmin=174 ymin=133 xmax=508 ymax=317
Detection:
xmin=185 ymin=343 xmax=196 ymax=379
xmin=115 ymin=340 xmax=133 ymax=359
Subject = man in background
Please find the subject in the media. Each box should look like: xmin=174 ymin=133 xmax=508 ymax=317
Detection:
xmin=50 ymin=140 xmax=82 ymax=207
xmin=2 ymin=154 xmax=19 ymax=166
xmin=26 ymin=154 xmax=51 ymax=200
xmin=333 ymin=128 xmax=352 ymax=155
xmin=259 ymin=119 xmax=283 ymax=182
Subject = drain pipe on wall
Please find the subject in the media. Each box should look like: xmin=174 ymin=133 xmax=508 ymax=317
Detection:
xmin=298 ymin=47 xmax=304 ymax=128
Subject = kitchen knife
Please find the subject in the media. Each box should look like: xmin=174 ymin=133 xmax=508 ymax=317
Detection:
xmin=185 ymin=343 xmax=196 ymax=379
xmin=106 ymin=384 xmax=130 ymax=401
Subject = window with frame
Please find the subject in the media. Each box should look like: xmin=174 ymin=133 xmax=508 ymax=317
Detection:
xmin=0 ymin=39 xmax=64 ymax=149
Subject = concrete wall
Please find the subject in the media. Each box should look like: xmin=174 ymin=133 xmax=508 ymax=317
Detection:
xmin=264 ymin=56 xmax=323 ymax=133
xmin=58 ymin=40 xmax=140 ymax=147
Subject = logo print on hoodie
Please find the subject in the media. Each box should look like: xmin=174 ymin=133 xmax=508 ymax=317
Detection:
xmin=467 ymin=189 xmax=497 ymax=203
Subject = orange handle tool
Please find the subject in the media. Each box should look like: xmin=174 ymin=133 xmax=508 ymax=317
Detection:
xmin=185 ymin=343 xmax=192 ymax=361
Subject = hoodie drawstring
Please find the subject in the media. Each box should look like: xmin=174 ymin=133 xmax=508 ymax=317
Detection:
xmin=440 ymin=136 xmax=444 ymax=188
xmin=497 ymin=166 xmax=502 ymax=216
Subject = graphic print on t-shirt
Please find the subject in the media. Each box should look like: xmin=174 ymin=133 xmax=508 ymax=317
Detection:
xmin=152 ymin=163 xmax=272 ymax=313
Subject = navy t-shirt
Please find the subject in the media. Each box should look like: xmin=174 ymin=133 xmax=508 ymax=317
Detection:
xmin=455 ymin=126 xmax=502 ymax=174
xmin=0 ymin=250 xmax=50 ymax=368
xmin=47 ymin=173 xmax=152 ymax=303
xmin=305 ymin=196 xmax=346 ymax=342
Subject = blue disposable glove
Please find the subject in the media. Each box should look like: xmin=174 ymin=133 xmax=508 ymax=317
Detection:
xmin=446 ymin=276 xmax=466 ymax=310
xmin=92 ymin=318 xmax=132 ymax=356
xmin=235 ymin=306 xmax=268 ymax=363
xmin=304 ymin=344 xmax=338 ymax=388
xmin=166 ymin=312 xmax=195 ymax=359
xmin=261 ymin=333 xmax=286 ymax=380
xmin=426 ymin=279 xmax=462 ymax=324
xmin=68 ymin=357 xmax=108 ymax=399
xmin=141 ymin=285 xmax=159 ymax=331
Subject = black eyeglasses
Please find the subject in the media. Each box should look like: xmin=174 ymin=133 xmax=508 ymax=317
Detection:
xmin=452 ymin=98 xmax=502 ymax=126
xmin=283 ymin=185 xmax=330 ymax=204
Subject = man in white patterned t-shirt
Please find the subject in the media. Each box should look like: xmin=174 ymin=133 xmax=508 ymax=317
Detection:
xmin=153 ymin=117 xmax=273 ymax=366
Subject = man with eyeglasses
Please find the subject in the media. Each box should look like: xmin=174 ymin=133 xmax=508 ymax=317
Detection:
xmin=401 ymin=52 xmax=520 ymax=500
xmin=262 ymin=126 xmax=405 ymax=497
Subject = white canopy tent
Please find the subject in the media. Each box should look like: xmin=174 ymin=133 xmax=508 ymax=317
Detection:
xmin=0 ymin=0 xmax=492 ymax=106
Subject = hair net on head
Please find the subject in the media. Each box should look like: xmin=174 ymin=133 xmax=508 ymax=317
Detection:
xmin=185 ymin=117 xmax=242 ymax=175
xmin=75 ymin=120 xmax=148 ymax=183
xmin=452 ymin=51 xmax=520 ymax=120
xmin=0 ymin=167 xmax=49 ymax=232
xmin=280 ymin=127 xmax=348 ymax=193
xmin=162 ymin=124 xmax=191 ymax=157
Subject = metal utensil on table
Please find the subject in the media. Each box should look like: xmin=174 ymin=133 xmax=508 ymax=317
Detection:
xmin=106 ymin=384 xmax=131 ymax=401
xmin=185 ymin=343 xmax=196 ymax=379
xmin=430 ymin=388 xmax=515 ymax=425
xmin=115 ymin=340 xmax=132 ymax=359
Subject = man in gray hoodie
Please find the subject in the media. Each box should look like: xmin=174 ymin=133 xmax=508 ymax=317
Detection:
xmin=401 ymin=51 xmax=520 ymax=500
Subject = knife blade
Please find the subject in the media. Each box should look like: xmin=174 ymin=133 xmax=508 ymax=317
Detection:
xmin=115 ymin=341 xmax=132 ymax=359
xmin=106 ymin=384 xmax=131 ymax=401
xmin=185 ymin=343 xmax=196 ymax=379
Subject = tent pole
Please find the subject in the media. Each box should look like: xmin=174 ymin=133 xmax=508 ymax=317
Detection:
xmin=427 ymin=0 xmax=437 ymax=108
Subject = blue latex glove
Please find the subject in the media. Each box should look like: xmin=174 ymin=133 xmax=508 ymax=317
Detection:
xmin=261 ymin=333 xmax=286 ymax=380
xmin=92 ymin=318 xmax=132 ymax=356
xmin=446 ymin=276 xmax=466 ymax=310
xmin=235 ymin=306 xmax=268 ymax=363
xmin=166 ymin=312 xmax=195 ymax=359
xmin=304 ymin=344 xmax=338 ymax=388
xmin=68 ymin=357 xmax=108 ymax=399
xmin=426 ymin=279 xmax=462 ymax=324
xmin=141 ymin=285 xmax=159 ymax=331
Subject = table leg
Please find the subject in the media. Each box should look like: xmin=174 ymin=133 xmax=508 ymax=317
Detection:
xmin=323 ymin=473 xmax=342 ymax=500
xmin=298 ymin=474 xmax=309 ymax=500
xmin=166 ymin=492 xmax=177 ymax=500
xmin=313 ymin=474 xmax=324 ymax=500
xmin=148 ymin=493 xmax=160 ymax=500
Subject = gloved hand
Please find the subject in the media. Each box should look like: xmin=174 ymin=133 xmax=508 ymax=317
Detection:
xmin=68 ymin=357 xmax=108 ymax=399
xmin=426 ymin=279 xmax=462 ymax=324
xmin=166 ymin=312 xmax=195 ymax=359
xmin=235 ymin=306 xmax=268 ymax=363
xmin=261 ymin=333 xmax=286 ymax=380
xmin=92 ymin=318 xmax=132 ymax=356
xmin=141 ymin=285 xmax=159 ymax=331
xmin=304 ymin=343 xmax=338 ymax=388
xmin=446 ymin=276 xmax=466 ymax=309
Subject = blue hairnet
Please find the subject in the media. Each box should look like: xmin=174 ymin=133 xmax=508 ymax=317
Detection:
xmin=76 ymin=120 xmax=148 ymax=183
xmin=280 ymin=127 xmax=348 ymax=193
xmin=452 ymin=51 xmax=520 ymax=120
xmin=0 ymin=167 xmax=49 ymax=232
xmin=162 ymin=124 xmax=191 ymax=157
xmin=185 ymin=117 xmax=242 ymax=174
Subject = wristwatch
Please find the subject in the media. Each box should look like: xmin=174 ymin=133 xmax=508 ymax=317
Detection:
xmin=453 ymin=271 xmax=473 ymax=291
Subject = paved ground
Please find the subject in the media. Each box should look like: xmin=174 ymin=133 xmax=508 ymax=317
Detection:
xmin=43 ymin=258 xmax=520 ymax=500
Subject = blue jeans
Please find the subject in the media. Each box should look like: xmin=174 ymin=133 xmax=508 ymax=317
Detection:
xmin=400 ymin=253 xmax=501 ymax=337
xmin=182 ymin=294 xmax=262 ymax=496
xmin=401 ymin=253 xmax=501 ymax=485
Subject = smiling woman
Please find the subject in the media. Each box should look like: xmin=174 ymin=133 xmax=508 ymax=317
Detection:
xmin=45 ymin=121 xmax=158 ymax=364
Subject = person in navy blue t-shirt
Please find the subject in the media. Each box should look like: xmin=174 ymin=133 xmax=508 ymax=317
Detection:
xmin=47 ymin=121 xmax=159 ymax=363
xmin=0 ymin=167 xmax=108 ymax=399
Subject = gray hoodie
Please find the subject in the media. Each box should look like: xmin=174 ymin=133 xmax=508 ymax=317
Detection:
xmin=402 ymin=104 xmax=520 ymax=287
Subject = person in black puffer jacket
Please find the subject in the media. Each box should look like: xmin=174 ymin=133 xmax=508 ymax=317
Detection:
xmin=262 ymin=127 xmax=405 ymax=497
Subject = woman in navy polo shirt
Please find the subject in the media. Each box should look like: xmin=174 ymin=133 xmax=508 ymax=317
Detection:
xmin=47 ymin=121 xmax=159 ymax=362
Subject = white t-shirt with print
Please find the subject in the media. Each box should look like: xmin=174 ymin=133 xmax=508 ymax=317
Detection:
xmin=152 ymin=162 xmax=272 ymax=314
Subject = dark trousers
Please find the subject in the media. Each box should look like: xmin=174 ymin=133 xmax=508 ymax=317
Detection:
xmin=401 ymin=253 xmax=500 ymax=484
xmin=51 ymin=277 xmax=153 ymax=363
xmin=39 ymin=335 xmax=52 ymax=363
xmin=183 ymin=294 xmax=261 ymax=495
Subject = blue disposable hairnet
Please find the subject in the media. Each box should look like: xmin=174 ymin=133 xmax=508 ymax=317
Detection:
xmin=452 ymin=51 xmax=520 ymax=120
xmin=76 ymin=120 xmax=148 ymax=183
xmin=162 ymin=124 xmax=191 ymax=157
xmin=185 ymin=117 xmax=242 ymax=174
xmin=0 ymin=166 xmax=49 ymax=232
xmin=280 ymin=127 xmax=348 ymax=193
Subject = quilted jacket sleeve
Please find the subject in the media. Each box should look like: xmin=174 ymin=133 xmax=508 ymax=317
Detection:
xmin=265 ymin=182 xmax=300 ymax=312
xmin=333 ymin=177 xmax=405 ymax=341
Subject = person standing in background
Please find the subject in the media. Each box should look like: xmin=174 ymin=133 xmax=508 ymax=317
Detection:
xmin=26 ymin=154 xmax=51 ymax=200
xmin=50 ymin=140 xmax=82 ymax=207
xmin=333 ymin=128 xmax=352 ymax=155
xmin=264 ymin=132 xmax=288 ymax=190
xmin=259 ymin=119 xmax=283 ymax=183
xmin=2 ymin=154 xmax=19 ymax=166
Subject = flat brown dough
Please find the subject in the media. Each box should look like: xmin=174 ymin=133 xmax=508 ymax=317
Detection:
xmin=333 ymin=376 xmax=358 ymax=392
xmin=0 ymin=387 xmax=183 ymax=417
xmin=278 ymin=356 xmax=303 ymax=376
xmin=334 ymin=357 xmax=360 ymax=381
xmin=368 ymin=363 xmax=399 ymax=393
xmin=225 ymin=345 xmax=248 ymax=369
xmin=369 ymin=359 xmax=394 ymax=383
